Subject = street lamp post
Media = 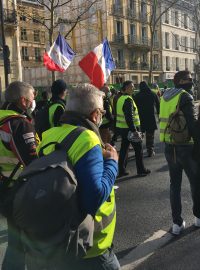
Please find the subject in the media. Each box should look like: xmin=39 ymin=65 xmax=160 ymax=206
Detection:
xmin=0 ymin=0 xmax=9 ymax=88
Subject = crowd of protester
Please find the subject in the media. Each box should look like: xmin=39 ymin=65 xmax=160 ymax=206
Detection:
xmin=0 ymin=70 xmax=200 ymax=269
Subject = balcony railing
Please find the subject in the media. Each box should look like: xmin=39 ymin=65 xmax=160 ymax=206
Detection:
xmin=153 ymin=41 xmax=159 ymax=48
xmin=22 ymin=56 xmax=29 ymax=61
xmin=152 ymin=64 xmax=161 ymax=71
xmin=140 ymin=62 xmax=149 ymax=70
xmin=115 ymin=60 xmax=126 ymax=69
xmin=3 ymin=9 xmax=17 ymax=24
xmin=128 ymin=34 xmax=139 ymax=45
xmin=129 ymin=62 xmax=139 ymax=70
xmin=126 ymin=9 xmax=137 ymax=19
xmin=141 ymin=37 xmax=150 ymax=46
xmin=111 ymin=5 xmax=123 ymax=16
xmin=112 ymin=33 xmax=124 ymax=43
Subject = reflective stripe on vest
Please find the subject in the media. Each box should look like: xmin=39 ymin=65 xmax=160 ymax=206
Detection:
xmin=85 ymin=188 xmax=116 ymax=258
xmin=116 ymin=95 xmax=140 ymax=128
xmin=159 ymin=90 xmax=193 ymax=144
xmin=0 ymin=110 xmax=24 ymax=178
xmin=48 ymin=103 xmax=65 ymax=128
xmin=37 ymin=124 xmax=116 ymax=257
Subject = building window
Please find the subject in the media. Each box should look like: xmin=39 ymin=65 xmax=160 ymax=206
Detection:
xmin=34 ymin=30 xmax=40 ymax=42
xmin=22 ymin=47 xmax=29 ymax=61
xmin=20 ymin=15 xmax=26 ymax=21
xmin=116 ymin=21 xmax=123 ymax=34
xmin=153 ymin=54 xmax=159 ymax=69
xmin=129 ymin=0 xmax=136 ymax=10
xmin=165 ymin=32 xmax=169 ymax=49
xmin=176 ymin=57 xmax=179 ymax=71
xmin=21 ymin=28 xmax=27 ymax=41
xmin=130 ymin=24 xmax=136 ymax=36
xmin=116 ymin=49 xmax=124 ymax=68
xmin=141 ymin=26 xmax=147 ymax=44
xmin=35 ymin=48 xmax=41 ymax=62
xmin=141 ymin=1 xmax=147 ymax=16
xmin=175 ymin=35 xmax=179 ymax=50
xmin=175 ymin=11 xmax=179 ymax=26
xmin=165 ymin=10 xmax=169 ymax=24
xmin=190 ymin=38 xmax=195 ymax=52
xmin=184 ymin=14 xmax=188 ymax=29
xmin=185 ymin=58 xmax=188 ymax=70
xmin=166 ymin=56 xmax=170 ymax=71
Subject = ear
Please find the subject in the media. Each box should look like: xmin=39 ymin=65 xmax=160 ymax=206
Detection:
xmin=19 ymin=96 xmax=26 ymax=108
xmin=89 ymin=109 xmax=98 ymax=124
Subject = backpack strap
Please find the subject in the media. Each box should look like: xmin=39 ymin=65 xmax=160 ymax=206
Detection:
xmin=38 ymin=127 xmax=86 ymax=156
xmin=57 ymin=126 xmax=86 ymax=152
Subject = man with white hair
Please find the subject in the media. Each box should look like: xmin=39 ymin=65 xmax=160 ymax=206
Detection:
xmin=36 ymin=83 xmax=119 ymax=270
xmin=0 ymin=81 xmax=38 ymax=270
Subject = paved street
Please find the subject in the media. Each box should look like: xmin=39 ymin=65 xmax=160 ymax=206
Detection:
xmin=0 ymin=131 xmax=199 ymax=269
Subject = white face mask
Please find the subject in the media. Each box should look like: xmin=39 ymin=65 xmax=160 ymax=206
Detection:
xmin=96 ymin=112 xmax=103 ymax=128
xmin=27 ymin=99 xmax=36 ymax=114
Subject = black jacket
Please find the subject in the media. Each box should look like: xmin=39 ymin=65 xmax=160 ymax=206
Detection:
xmin=134 ymin=90 xmax=160 ymax=133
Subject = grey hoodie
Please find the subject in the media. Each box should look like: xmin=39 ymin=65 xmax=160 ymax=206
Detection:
xmin=162 ymin=87 xmax=183 ymax=101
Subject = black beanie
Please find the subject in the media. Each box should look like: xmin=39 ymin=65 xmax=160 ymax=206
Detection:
xmin=51 ymin=79 xmax=67 ymax=97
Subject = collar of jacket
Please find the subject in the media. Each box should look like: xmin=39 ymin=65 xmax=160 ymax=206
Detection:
xmin=60 ymin=111 xmax=105 ymax=148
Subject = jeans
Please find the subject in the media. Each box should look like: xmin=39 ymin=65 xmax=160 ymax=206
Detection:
xmin=2 ymin=218 xmax=25 ymax=270
xmin=165 ymin=144 xmax=200 ymax=226
xmin=74 ymin=248 xmax=121 ymax=270
xmin=118 ymin=129 xmax=146 ymax=174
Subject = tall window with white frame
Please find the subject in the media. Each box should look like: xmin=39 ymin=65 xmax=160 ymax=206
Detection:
xmin=35 ymin=48 xmax=41 ymax=62
xmin=176 ymin=57 xmax=179 ymax=71
xmin=166 ymin=56 xmax=170 ymax=71
xmin=165 ymin=32 xmax=170 ymax=49
xmin=22 ymin=47 xmax=29 ymax=61
xmin=21 ymin=28 xmax=27 ymax=41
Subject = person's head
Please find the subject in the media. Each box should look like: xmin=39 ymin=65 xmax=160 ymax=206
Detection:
xmin=122 ymin=80 xmax=134 ymax=95
xmin=100 ymin=84 xmax=111 ymax=97
xmin=5 ymin=81 xmax=35 ymax=112
xmin=41 ymin=91 xmax=49 ymax=101
xmin=66 ymin=83 xmax=105 ymax=127
xmin=139 ymin=81 xmax=151 ymax=92
xmin=51 ymin=79 xmax=67 ymax=100
xmin=173 ymin=70 xmax=193 ymax=91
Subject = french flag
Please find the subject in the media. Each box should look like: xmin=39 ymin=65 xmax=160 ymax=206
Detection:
xmin=43 ymin=34 xmax=75 ymax=72
xmin=79 ymin=39 xmax=116 ymax=89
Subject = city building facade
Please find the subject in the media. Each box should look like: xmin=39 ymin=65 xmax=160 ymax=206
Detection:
xmin=161 ymin=1 xmax=197 ymax=81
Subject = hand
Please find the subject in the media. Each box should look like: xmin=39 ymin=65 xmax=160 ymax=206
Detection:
xmin=103 ymin=143 xmax=118 ymax=162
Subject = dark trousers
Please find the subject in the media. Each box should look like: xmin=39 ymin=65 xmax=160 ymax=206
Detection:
xmin=118 ymin=129 xmax=145 ymax=174
xmin=146 ymin=131 xmax=155 ymax=154
xmin=164 ymin=144 xmax=200 ymax=226
xmin=2 ymin=218 xmax=25 ymax=270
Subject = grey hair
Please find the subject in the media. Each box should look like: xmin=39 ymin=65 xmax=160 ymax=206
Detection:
xmin=5 ymin=81 xmax=35 ymax=103
xmin=66 ymin=83 xmax=105 ymax=116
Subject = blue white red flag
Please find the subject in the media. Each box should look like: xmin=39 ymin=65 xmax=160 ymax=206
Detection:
xmin=43 ymin=34 xmax=75 ymax=72
xmin=79 ymin=39 xmax=116 ymax=89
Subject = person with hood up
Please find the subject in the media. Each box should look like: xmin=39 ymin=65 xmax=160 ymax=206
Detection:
xmin=134 ymin=81 xmax=160 ymax=157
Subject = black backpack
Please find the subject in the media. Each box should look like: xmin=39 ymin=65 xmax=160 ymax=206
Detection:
xmin=13 ymin=127 xmax=86 ymax=241
xmin=35 ymin=101 xmax=64 ymax=139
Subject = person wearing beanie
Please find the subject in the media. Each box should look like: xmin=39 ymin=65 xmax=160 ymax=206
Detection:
xmin=49 ymin=79 xmax=67 ymax=127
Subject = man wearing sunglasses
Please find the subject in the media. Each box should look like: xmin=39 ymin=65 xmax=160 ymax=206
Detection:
xmin=160 ymin=70 xmax=200 ymax=235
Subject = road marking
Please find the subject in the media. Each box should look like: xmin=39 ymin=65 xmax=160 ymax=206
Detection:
xmin=120 ymin=230 xmax=173 ymax=270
